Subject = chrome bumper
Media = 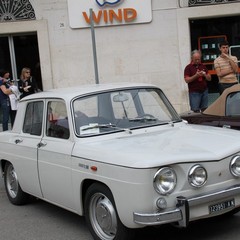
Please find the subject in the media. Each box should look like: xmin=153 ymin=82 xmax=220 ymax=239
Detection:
xmin=133 ymin=184 xmax=240 ymax=227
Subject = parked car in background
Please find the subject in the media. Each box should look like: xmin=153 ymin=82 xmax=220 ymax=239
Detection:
xmin=181 ymin=84 xmax=240 ymax=130
xmin=1 ymin=83 xmax=240 ymax=240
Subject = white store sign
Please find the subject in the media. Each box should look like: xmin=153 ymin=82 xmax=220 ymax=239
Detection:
xmin=67 ymin=0 xmax=152 ymax=29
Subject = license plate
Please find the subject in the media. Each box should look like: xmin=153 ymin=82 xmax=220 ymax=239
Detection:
xmin=209 ymin=199 xmax=235 ymax=214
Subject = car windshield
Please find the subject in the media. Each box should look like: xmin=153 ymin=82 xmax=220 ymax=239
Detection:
xmin=72 ymin=87 xmax=181 ymax=136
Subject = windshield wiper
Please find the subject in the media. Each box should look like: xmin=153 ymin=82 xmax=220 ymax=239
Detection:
xmin=81 ymin=123 xmax=132 ymax=134
xmin=129 ymin=116 xmax=157 ymax=122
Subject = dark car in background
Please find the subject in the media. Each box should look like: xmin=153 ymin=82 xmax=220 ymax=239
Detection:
xmin=181 ymin=84 xmax=240 ymax=130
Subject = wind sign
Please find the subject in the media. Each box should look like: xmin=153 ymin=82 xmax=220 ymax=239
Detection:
xmin=67 ymin=0 xmax=152 ymax=28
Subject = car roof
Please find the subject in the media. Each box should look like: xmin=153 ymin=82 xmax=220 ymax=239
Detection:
xmin=204 ymin=84 xmax=240 ymax=116
xmin=20 ymin=82 xmax=157 ymax=101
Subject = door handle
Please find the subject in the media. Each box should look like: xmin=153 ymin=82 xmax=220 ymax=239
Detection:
xmin=15 ymin=138 xmax=23 ymax=144
xmin=37 ymin=141 xmax=47 ymax=148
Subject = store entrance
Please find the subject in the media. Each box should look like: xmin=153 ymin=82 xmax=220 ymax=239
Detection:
xmin=0 ymin=33 xmax=42 ymax=90
xmin=190 ymin=16 xmax=240 ymax=102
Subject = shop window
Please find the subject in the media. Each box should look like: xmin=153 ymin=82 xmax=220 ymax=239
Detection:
xmin=198 ymin=35 xmax=227 ymax=65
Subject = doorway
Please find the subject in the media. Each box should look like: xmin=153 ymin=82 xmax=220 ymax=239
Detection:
xmin=0 ymin=33 xmax=42 ymax=90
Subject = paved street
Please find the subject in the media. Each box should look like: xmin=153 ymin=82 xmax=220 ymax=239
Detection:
xmin=1 ymin=176 xmax=240 ymax=240
xmin=0 ymin=177 xmax=92 ymax=240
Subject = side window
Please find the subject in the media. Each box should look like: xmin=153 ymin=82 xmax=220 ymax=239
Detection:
xmin=46 ymin=101 xmax=70 ymax=139
xmin=226 ymin=92 xmax=240 ymax=116
xmin=23 ymin=101 xmax=43 ymax=136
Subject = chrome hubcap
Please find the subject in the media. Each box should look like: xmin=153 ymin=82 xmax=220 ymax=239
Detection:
xmin=6 ymin=165 xmax=18 ymax=198
xmin=90 ymin=193 xmax=117 ymax=240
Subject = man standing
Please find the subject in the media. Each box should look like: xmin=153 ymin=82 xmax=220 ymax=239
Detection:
xmin=214 ymin=40 xmax=238 ymax=94
xmin=184 ymin=50 xmax=211 ymax=112
xmin=0 ymin=70 xmax=12 ymax=131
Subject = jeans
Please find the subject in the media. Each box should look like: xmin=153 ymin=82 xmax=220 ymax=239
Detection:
xmin=189 ymin=89 xmax=208 ymax=112
xmin=0 ymin=98 xmax=10 ymax=131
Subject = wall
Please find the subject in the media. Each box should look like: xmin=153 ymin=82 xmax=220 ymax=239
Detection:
xmin=34 ymin=0 xmax=187 ymax=112
xmin=1 ymin=0 xmax=240 ymax=113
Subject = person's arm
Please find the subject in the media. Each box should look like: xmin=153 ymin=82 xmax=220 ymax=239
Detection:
xmin=215 ymin=54 xmax=238 ymax=77
xmin=215 ymin=65 xmax=236 ymax=77
xmin=202 ymin=69 xmax=211 ymax=81
xmin=184 ymin=73 xmax=199 ymax=83
xmin=223 ymin=54 xmax=238 ymax=73
xmin=214 ymin=61 xmax=234 ymax=77
xmin=204 ymin=72 xmax=211 ymax=81
xmin=18 ymin=80 xmax=30 ymax=93
xmin=0 ymin=85 xmax=12 ymax=95
xmin=184 ymin=71 xmax=201 ymax=83
xmin=18 ymin=80 xmax=24 ymax=93
xmin=184 ymin=65 xmax=197 ymax=83
xmin=229 ymin=56 xmax=238 ymax=73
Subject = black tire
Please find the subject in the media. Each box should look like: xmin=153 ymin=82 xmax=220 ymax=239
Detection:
xmin=84 ymin=183 xmax=135 ymax=240
xmin=4 ymin=162 xmax=29 ymax=205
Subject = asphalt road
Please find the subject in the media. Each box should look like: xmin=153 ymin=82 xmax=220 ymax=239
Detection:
xmin=1 ymin=176 xmax=240 ymax=240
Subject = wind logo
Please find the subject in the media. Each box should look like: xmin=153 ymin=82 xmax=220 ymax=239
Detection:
xmin=67 ymin=0 xmax=152 ymax=28
xmin=95 ymin=0 xmax=123 ymax=7
xmin=83 ymin=0 xmax=137 ymax=25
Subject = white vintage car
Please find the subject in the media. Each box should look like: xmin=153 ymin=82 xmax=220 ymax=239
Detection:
xmin=1 ymin=83 xmax=240 ymax=240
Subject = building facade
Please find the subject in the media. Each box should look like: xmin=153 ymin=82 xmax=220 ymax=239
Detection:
xmin=0 ymin=0 xmax=240 ymax=113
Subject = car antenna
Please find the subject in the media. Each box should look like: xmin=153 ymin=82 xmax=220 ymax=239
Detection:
xmin=90 ymin=8 xmax=99 ymax=84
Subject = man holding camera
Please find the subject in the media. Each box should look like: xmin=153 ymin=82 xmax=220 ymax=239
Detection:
xmin=184 ymin=50 xmax=211 ymax=112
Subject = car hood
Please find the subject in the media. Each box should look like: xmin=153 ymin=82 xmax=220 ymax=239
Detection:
xmin=72 ymin=123 xmax=240 ymax=168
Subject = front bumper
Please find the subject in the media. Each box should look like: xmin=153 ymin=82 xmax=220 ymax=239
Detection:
xmin=133 ymin=184 xmax=240 ymax=227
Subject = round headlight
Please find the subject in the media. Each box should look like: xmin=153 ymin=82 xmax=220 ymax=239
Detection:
xmin=153 ymin=167 xmax=177 ymax=195
xmin=230 ymin=155 xmax=240 ymax=177
xmin=188 ymin=164 xmax=207 ymax=188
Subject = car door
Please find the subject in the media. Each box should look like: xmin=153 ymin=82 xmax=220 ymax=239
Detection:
xmin=37 ymin=100 xmax=75 ymax=210
xmin=10 ymin=100 xmax=44 ymax=197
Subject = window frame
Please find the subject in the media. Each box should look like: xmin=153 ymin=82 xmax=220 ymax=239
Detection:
xmin=22 ymin=100 xmax=44 ymax=136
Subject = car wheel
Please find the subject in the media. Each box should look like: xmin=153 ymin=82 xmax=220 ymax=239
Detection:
xmin=84 ymin=183 xmax=134 ymax=240
xmin=4 ymin=162 xmax=29 ymax=205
